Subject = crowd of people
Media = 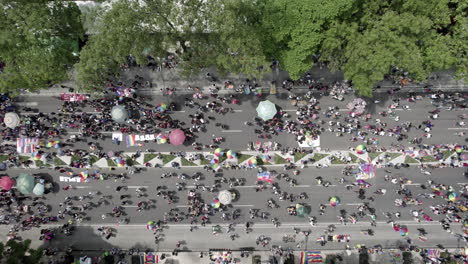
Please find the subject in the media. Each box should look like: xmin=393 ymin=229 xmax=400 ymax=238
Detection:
xmin=0 ymin=75 xmax=467 ymax=264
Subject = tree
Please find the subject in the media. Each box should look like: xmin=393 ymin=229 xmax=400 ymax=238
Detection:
xmin=262 ymin=0 xmax=355 ymax=80
xmin=0 ymin=239 xmax=44 ymax=264
xmin=0 ymin=0 xmax=84 ymax=95
xmin=320 ymin=0 xmax=466 ymax=96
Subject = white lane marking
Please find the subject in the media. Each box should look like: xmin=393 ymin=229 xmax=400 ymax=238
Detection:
xmin=447 ymin=128 xmax=468 ymax=130
xmin=233 ymin=204 xmax=254 ymax=207
xmin=338 ymin=109 xmax=348 ymax=112
xmin=315 ymin=184 xmax=337 ymax=187
xmin=221 ymin=130 xmax=242 ymax=132
xmin=122 ymin=205 xmax=138 ymax=208
xmin=345 ymin=203 xmax=363 ymax=206
xmin=16 ymin=102 xmax=38 ymax=106
xmin=457 ymin=183 xmax=468 ymax=185
xmin=75 ymin=186 xmax=91 ymax=189
xmin=22 ymin=221 xmax=446 ymax=228
xmin=403 ymin=183 xmax=421 ymax=186
xmin=65 ymin=131 xmax=113 ymax=134
xmin=283 ymin=109 xmax=296 ymax=112
xmin=233 ymin=110 xmax=243 ymax=112
xmin=21 ymin=111 xmax=102 ymax=115
xmin=171 ymin=110 xmax=186 ymax=113
xmin=127 ymin=186 xmax=149 ymax=188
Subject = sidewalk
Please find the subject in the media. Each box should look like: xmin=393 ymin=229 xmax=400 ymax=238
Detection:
xmin=21 ymin=66 xmax=467 ymax=97
xmin=4 ymin=148 xmax=463 ymax=171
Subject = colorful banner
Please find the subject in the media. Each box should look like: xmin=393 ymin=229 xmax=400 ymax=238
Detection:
xmin=16 ymin=137 xmax=39 ymax=154
xmin=301 ymin=251 xmax=323 ymax=263
xmin=60 ymin=93 xmax=88 ymax=102
xmin=126 ymin=135 xmax=137 ymax=146
xmin=140 ymin=253 xmax=157 ymax=264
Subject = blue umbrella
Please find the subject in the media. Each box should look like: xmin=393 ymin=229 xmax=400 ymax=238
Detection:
xmin=256 ymin=100 xmax=277 ymax=121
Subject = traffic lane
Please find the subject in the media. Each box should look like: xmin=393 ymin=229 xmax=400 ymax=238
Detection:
xmin=1 ymin=221 xmax=461 ymax=251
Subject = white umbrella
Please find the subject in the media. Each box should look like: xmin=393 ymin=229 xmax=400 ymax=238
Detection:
xmin=218 ymin=190 xmax=233 ymax=205
xmin=4 ymin=112 xmax=20 ymax=128
xmin=111 ymin=105 xmax=128 ymax=123
xmin=32 ymin=182 xmax=45 ymax=196
xmin=256 ymin=100 xmax=277 ymax=121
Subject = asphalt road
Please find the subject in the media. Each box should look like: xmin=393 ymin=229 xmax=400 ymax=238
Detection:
xmin=11 ymin=91 xmax=468 ymax=152
xmin=1 ymin=92 xmax=466 ymax=252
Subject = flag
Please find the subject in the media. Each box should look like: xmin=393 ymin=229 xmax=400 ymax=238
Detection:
xmin=301 ymin=251 xmax=323 ymax=263
xmin=427 ymin=249 xmax=440 ymax=259
xmin=126 ymin=135 xmax=137 ymax=146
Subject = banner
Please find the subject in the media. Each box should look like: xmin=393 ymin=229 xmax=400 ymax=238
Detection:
xmin=126 ymin=134 xmax=156 ymax=146
xmin=17 ymin=137 xmax=39 ymax=154
xmin=300 ymin=251 xmax=323 ymax=263
xmin=60 ymin=93 xmax=89 ymax=102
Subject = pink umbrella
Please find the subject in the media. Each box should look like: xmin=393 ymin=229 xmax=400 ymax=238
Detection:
xmin=169 ymin=129 xmax=186 ymax=146
xmin=0 ymin=176 xmax=15 ymax=190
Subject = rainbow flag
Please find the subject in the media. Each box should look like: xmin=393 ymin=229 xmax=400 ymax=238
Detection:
xmin=126 ymin=135 xmax=137 ymax=146
xmin=301 ymin=251 xmax=323 ymax=263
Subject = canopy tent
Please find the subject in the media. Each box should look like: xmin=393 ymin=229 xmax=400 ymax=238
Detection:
xmin=256 ymin=100 xmax=277 ymax=121
xmin=111 ymin=105 xmax=128 ymax=123
xmin=0 ymin=176 xmax=15 ymax=191
xmin=169 ymin=129 xmax=186 ymax=146
xmin=15 ymin=173 xmax=35 ymax=195
xmin=4 ymin=112 xmax=20 ymax=128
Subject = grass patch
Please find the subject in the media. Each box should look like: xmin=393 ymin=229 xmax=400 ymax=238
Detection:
xmin=237 ymin=154 xmax=252 ymax=164
xmin=0 ymin=155 xmax=8 ymax=162
xmin=257 ymin=157 xmax=271 ymax=166
xmin=107 ymin=159 xmax=117 ymax=167
xmin=420 ymin=155 xmax=438 ymax=163
xmin=143 ymin=154 xmax=157 ymax=163
xmin=54 ymin=158 xmax=67 ymax=166
xmin=385 ymin=152 xmax=402 ymax=160
xmin=368 ymin=152 xmax=383 ymax=161
xmin=35 ymin=160 xmax=50 ymax=167
xmin=181 ymin=158 xmax=197 ymax=166
xmin=218 ymin=155 xmax=227 ymax=163
xmin=330 ymin=156 xmax=346 ymax=164
xmin=71 ymin=155 xmax=81 ymax=163
xmin=294 ymin=152 xmax=309 ymax=162
xmin=442 ymin=151 xmax=455 ymax=160
xmin=89 ymin=155 xmax=99 ymax=165
xmin=200 ymin=157 xmax=211 ymax=165
xmin=274 ymin=154 xmax=287 ymax=164
xmin=311 ymin=153 xmax=329 ymax=163
xmin=161 ymin=154 xmax=176 ymax=165
xmin=348 ymin=153 xmax=365 ymax=163
xmin=19 ymin=156 xmax=30 ymax=163
xmin=404 ymin=156 xmax=420 ymax=164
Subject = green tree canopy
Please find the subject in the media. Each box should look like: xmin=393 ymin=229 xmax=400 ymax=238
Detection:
xmin=319 ymin=0 xmax=466 ymax=96
xmin=0 ymin=239 xmax=43 ymax=264
xmin=0 ymin=0 xmax=84 ymax=95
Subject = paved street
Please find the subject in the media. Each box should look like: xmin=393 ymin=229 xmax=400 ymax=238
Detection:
xmin=0 ymin=88 xmax=467 ymax=256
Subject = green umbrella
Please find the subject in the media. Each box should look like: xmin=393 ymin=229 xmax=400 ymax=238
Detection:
xmin=256 ymin=100 xmax=277 ymax=121
xmin=296 ymin=203 xmax=309 ymax=217
xmin=111 ymin=105 xmax=128 ymax=123
xmin=15 ymin=173 xmax=35 ymax=195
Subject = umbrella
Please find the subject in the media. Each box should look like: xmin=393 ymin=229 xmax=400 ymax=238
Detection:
xmin=455 ymin=145 xmax=463 ymax=153
xmin=107 ymin=151 xmax=115 ymax=158
xmin=111 ymin=105 xmax=128 ymax=123
xmin=169 ymin=129 xmax=186 ymax=146
xmin=400 ymin=227 xmax=409 ymax=237
xmin=248 ymin=157 xmax=257 ymax=167
xmin=32 ymin=183 xmax=45 ymax=195
xmin=218 ymin=190 xmax=233 ymax=205
xmin=4 ymin=112 xmax=20 ymax=128
xmin=156 ymin=133 xmax=168 ymax=144
xmin=156 ymin=103 xmax=167 ymax=112
xmin=460 ymin=153 xmax=468 ymax=161
xmin=0 ymin=162 xmax=6 ymax=170
xmin=31 ymin=151 xmax=41 ymax=160
xmin=256 ymin=100 xmax=277 ymax=121
xmin=448 ymin=192 xmax=459 ymax=202
xmin=296 ymin=203 xmax=309 ymax=217
xmin=211 ymin=199 xmax=221 ymax=209
xmin=419 ymin=150 xmax=429 ymax=157
xmin=261 ymin=155 xmax=271 ymax=162
xmin=226 ymin=150 xmax=236 ymax=159
xmin=115 ymin=157 xmax=125 ymax=167
xmin=356 ymin=145 xmax=366 ymax=154
xmin=79 ymin=171 xmax=88 ymax=179
xmin=15 ymin=173 xmax=35 ymax=195
xmin=329 ymin=196 xmax=340 ymax=207
xmin=0 ymin=176 xmax=15 ymax=190
xmin=214 ymin=148 xmax=224 ymax=157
